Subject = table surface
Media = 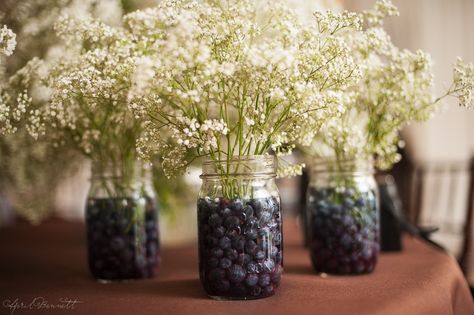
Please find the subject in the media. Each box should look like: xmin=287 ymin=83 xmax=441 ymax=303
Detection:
xmin=0 ymin=218 xmax=473 ymax=315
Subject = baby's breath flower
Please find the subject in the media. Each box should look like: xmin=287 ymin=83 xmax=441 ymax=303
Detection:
xmin=0 ymin=25 xmax=16 ymax=56
xmin=308 ymin=0 xmax=474 ymax=171
xmin=308 ymin=0 xmax=436 ymax=169
xmin=130 ymin=0 xmax=362 ymax=177
xmin=364 ymin=0 xmax=399 ymax=27
xmin=452 ymin=58 xmax=474 ymax=109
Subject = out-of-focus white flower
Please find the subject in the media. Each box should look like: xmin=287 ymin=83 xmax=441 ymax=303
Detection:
xmin=452 ymin=58 xmax=474 ymax=110
xmin=0 ymin=25 xmax=16 ymax=56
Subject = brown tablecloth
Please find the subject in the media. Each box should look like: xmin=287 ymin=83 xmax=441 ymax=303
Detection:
xmin=0 ymin=218 xmax=472 ymax=315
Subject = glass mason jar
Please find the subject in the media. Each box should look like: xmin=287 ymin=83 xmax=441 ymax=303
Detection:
xmin=85 ymin=164 xmax=160 ymax=281
xmin=197 ymin=155 xmax=283 ymax=300
xmin=306 ymin=158 xmax=379 ymax=274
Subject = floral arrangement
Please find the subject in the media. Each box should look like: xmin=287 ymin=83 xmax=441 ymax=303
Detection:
xmin=307 ymin=0 xmax=474 ymax=170
xmin=0 ymin=0 xmax=125 ymax=223
xmin=11 ymin=0 xmax=364 ymax=187
xmin=1 ymin=0 xmax=473 ymax=209
xmin=126 ymin=0 xmax=362 ymax=179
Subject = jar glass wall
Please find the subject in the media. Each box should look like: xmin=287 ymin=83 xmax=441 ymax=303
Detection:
xmin=85 ymin=163 xmax=160 ymax=281
xmin=197 ymin=155 xmax=283 ymax=300
xmin=306 ymin=158 xmax=379 ymax=274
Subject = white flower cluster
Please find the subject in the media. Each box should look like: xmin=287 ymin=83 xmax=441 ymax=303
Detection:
xmin=42 ymin=29 xmax=140 ymax=160
xmin=1 ymin=0 xmax=142 ymax=179
xmin=453 ymin=58 xmax=474 ymax=110
xmin=0 ymin=25 xmax=16 ymax=56
xmin=0 ymin=0 xmax=127 ymax=224
xmin=0 ymin=58 xmax=42 ymax=135
xmin=309 ymin=0 xmax=474 ymax=170
xmin=121 ymin=0 xmax=363 ymax=177
xmin=3 ymin=0 xmax=473 ymax=183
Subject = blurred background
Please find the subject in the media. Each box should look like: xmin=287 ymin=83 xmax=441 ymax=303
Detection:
xmin=0 ymin=0 xmax=473 ymax=288
xmin=343 ymin=0 xmax=474 ymax=286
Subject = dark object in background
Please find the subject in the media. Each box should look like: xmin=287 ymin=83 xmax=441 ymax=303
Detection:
xmin=378 ymin=176 xmax=403 ymax=251
xmin=377 ymin=175 xmax=443 ymax=252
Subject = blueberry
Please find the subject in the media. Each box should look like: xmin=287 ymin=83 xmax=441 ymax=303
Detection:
xmin=213 ymin=226 xmax=226 ymax=238
xmin=136 ymin=255 xmax=147 ymax=268
xmin=254 ymin=250 xmax=265 ymax=260
xmin=246 ymin=217 xmax=258 ymax=228
xmin=237 ymin=253 xmax=251 ymax=265
xmin=248 ymin=199 xmax=265 ymax=213
xmin=225 ymin=249 xmax=239 ymax=260
xmin=361 ymin=245 xmax=373 ymax=259
xmin=246 ymin=261 xmax=260 ymax=273
xmin=221 ymin=207 xmax=232 ymax=217
xmin=343 ymin=198 xmax=354 ymax=209
xmin=228 ymin=265 xmax=246 ymax=283
xmin=105 ymin=227 xmax=116 ymax=236
xmin=352 ymin=261 xmax=366 ymax=273
xmin=249 ymin=286 xmax=262 ymax=297
xmin=270 ymin=266 xmax=282 ymax=284
xmin=208 ymin=213 xmax=222 ymax=227
xmin=317 ymin=200 xmax=329 ymax=210
xmin=354 ymin=233 xmax=363 ymax=243
xmin=120 ymin=249 xmax=133 ymax=262
xmin=341 ymin=215 xmax=354 ymax=227
xmin=110 ymin=237 xmax=125 ymax=251
xmin=219 ymin=236 xmax=232 ymax=250
xmin=270 ymin=246 xmax=279 ymax=259
xmin=206 ymin=236 xmax=219 ymax=247
xmin=258 ymin=274 xmax=271 ymax=287
xmin=245 ymin=240 xmax=258 ymax=254
xmin=208 ymin=257 xmax=219 ymax=268
xmin=230 ymin=283 xmax=247 ymax=297
xmin=220 ymin=198 xmax=231 ymax=208
xmin=262 ymin=258 xmax=275 ymax=272
xmin=226 ymin=226 xmax=241 ymax=238
xmin=238 ymin=212 xmax=247 ymax=222
xmin=244 ymin=273 xmax=259 ymax=286
xmin=147 ymin=242 xmax=158 ymax=256
xmin=273 ymin=232 xmax=282 ymax=246
xmin=355 ymin=198 xmax=365 ymax=208
xmin=243 ymin=205 xmax=254 ymax=218
xmin=231 ymin=237 xmax=245 ymax=251
xmin=340 ymin=233 xmax=352 ymax=248
xmin=219 ymin=257 xmax=232 ymax=269
xmin=244 ymin=227 xmax=258 ymax=240
xmin=224 ymin=216 xmax=240 ymax=229
xmin=208 ymin=199 xmax=219 ymax=212
xmin=212 ymin=279 xmax=230 ymax=293
xmin=262 ymin=285 xmax=274 ymax=296
xmin=198 ymin=198 xmax=209 ymax=211
xmin=231 ymin=199 xmax=244 ymax=212
xmin=211 ymin=247 xmax=224 ymax=258
xmin=257 ymin=227 xmax=270 ymax=238
xmin=258 ymin=212 xmax=272 ymax=226
xmin=329 ymin=204 xmax=342 ymax=214
xmin=208 ymin=268 xmax=226 ymax=280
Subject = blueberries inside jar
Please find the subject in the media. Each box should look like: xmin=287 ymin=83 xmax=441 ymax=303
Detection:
xmin=197 ymin=196 xmax=283 ymax=300
xmin=307 ymin=186 xmax=379 ymax=275
xmin=86 ymin=196 xmax=159 ymax=281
